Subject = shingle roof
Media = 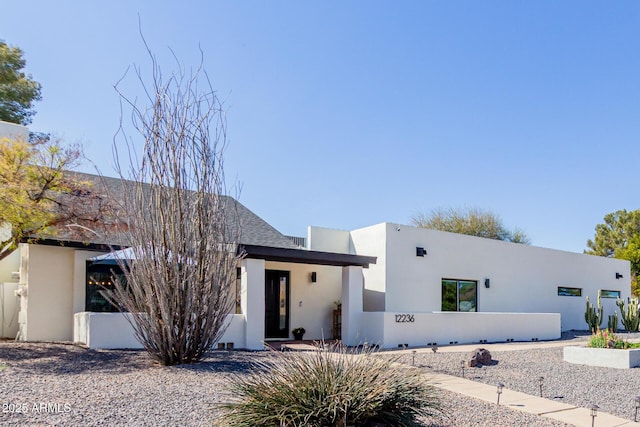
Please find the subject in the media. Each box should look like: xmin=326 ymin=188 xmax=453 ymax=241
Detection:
xmin=34 ymin=171 xmax=299 ymax=250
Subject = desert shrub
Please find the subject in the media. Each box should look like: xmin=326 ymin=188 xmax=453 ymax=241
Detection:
xmin=588 ymin=329 xmax=632 ymax=349
xmin=217 ymin=344 xmax=439 ymax=427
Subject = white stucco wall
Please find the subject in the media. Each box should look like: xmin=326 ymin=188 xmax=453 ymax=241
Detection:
xmin=350 ymin=223 xmax=387 ymax=311
xmin=21 ymin=244 xmax=76 ymax=341
xmin=360 ymin=312 xmax=560 ymax=348
xmin=74 ymin=312 xmax=247 ymax=350
xmin=0 ymin=120 xmax=28 ymax=140
xmin=19 ymin=244 xmax=107 ymax=341
xmin=351 ymin=223 xmax=631 ymax=332
xmin=308 ymin=226 xmax=350 ymax=252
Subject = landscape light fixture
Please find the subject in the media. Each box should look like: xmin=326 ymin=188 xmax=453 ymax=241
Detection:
xmin=496 ymin=383 xmax=504 ymax=405
xmin=635 ymin=396 xmax=640 ymax=422
xmin=416 ymin=247 xmax=427 ymax=257
xmin=589 ymin=404 xmax=598 ymax=427
xmin=616 ymin=272 xmax=623 ymax=279
xmin=538 ymin=376 xmax=544 ymax=397
xmin=412 ymin=350 xmax=417 ymax=366
xmin=460 ymin=360 xmax=465 ymax=378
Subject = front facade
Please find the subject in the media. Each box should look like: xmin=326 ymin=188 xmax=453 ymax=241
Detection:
xmin=3 ymin=219 xmax=631 ymax=350
xmin=0 ymin=121 xmax=632 ymax=349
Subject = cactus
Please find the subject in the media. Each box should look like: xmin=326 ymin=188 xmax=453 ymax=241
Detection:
xmin=585 ymin=295 xmax=604 ymax=333
xmin=616 ymin=297 xmax=640 ymax=332
xmin=607 ymin=311 xmax=619 ymax=333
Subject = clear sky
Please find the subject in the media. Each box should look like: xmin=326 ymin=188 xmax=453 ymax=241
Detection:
xmin=2 ymin=1 xmax=638 ymax=254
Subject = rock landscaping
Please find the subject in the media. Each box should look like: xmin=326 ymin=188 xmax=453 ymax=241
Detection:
xmin=1 ymin=332 xmax=639 ymax=426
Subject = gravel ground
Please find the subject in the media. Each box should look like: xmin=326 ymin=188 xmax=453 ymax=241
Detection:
xmin=1 ymin=333 xmax=638 ymax=426
xmin=386 ymin=331 xmax=640 ymax=426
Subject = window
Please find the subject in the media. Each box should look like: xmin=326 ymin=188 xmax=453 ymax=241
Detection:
xmin=600 ymin=290 xmax=620 ymax=299
xmin=557 ymin=286 xmax=582 ymax=297
xmin=85 ymin=263 xmax=126 ymax=312
xmin=442 ymin=279 xmax=477 ymax=312
xmin=235 ymin=267 xmax=242 ymax=314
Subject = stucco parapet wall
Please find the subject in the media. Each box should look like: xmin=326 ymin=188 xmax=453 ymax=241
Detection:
xmin=74 ymin=312 xmax=247 ymax=350
xmin=358 ymin=312 xmax=561 ymax=349
xmin=563 ymin=346 xmax=640 ymax=369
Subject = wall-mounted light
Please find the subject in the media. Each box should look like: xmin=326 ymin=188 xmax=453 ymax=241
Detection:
xmin=484 ymin=278 xmax=490 ymax=288
xmin=616 ymin=272 xmax=623 ymax=279
xmin=310 ymin=272 xmax=317 ymax=283
xmin=416 ymin=247 xmax=427 ymax=257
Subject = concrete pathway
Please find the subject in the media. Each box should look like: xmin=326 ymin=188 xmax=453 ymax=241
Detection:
xmin=428 ymin=372 xmax=640 ymax=427
xmin=389 ymin=339 xmax=640 ymax=427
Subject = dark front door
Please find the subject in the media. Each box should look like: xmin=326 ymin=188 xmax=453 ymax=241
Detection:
xmin=265 ymin=270 xmax=290 ymax=339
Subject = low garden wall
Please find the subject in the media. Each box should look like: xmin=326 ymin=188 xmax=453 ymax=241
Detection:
xmin=563 ymin=346 xmax=640 ymax=369
xmin=359 ymin=311 xmax=561 ymax=348
xmin=73 ymin=312 xmax=247 ymax=349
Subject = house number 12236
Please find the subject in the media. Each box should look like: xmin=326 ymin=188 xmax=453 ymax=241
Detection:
xmin=395 ymin=314 xmax=414 ymax=323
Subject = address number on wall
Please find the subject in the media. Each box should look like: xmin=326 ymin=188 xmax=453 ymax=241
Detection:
xmin=395 ymin=314 xmax=415 ymax=323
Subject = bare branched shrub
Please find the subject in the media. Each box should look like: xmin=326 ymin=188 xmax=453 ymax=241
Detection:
xmin=108 ymin=44 xmax=242 ymax=365
xmin=218 ymin=344 xmax=440 ymax=426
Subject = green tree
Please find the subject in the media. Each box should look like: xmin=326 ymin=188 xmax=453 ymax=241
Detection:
xmin=0 ymin=40 xmax=42 ymax=125
xmin=411 ymin=206 xmax=531 ymax=244
xmin=0 ymin=135 xmax=107 ymax=261
xmin=586 ymin=209 xmax=640 ymax=296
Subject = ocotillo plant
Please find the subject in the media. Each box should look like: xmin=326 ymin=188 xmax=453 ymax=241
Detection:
xmin=616 ymin=297 xmax=640 ymax=332
xmin=585 ymin=295 xmax=604 ymax=333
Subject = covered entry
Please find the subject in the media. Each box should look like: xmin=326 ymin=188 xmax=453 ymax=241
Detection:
xmin=239 ymin=245 xmax=376 ymax=349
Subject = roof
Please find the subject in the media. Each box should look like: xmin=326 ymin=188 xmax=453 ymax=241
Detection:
xmin=28 ymin=171 xmax=299 ymax=250
xmin=241 ymin=244 xmax=376 ymax=268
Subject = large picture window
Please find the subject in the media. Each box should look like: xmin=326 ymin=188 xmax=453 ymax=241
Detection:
xmin=442 ymin=279 xmax=477 ymax=312
xmin=86 ymin=262 xmax=126 ymax=312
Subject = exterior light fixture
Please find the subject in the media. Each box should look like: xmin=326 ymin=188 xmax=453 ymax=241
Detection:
xmin=496 ymin=383 xmax=504 ymax=405
xmin=310 ymin=272 xmax=317 ymax=283
xmin=635 ymin=396 xmax=640 ymax=422
xmin=484 ymin=278 xmax=490 ymax=288
xmin=589 ymin=404 xmax=598 ymax=427
xmin=460 ymin=360 xmax=465 ymax=378
xmin=416 ymin=247 xmax=427 ymax=257
xmin=538 ymin=376 xmax=544 ymax=397
xmin=616 ymin=273 xmax=623 ymax=279
xmin=412 ymin=350 xmax=417 ymax=366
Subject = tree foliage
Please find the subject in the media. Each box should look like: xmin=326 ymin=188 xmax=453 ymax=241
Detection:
xmin=0 ymin=135 xmax=108 ymax=260
xmin=411 ymin=207 xmax=530 ymax=244
xmin=586 ymin=209 xmax=640 ymax=296
xmin=0 ymin=40 xmax=42 ymax=125
xmin=108 ymin=45 xmax=242 ymax=365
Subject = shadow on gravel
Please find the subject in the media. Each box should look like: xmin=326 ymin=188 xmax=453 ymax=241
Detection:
xmin=0 ymin=342 xmax=268 ymax=376
xmin=0 ymin=342 xmax=153 ymax=375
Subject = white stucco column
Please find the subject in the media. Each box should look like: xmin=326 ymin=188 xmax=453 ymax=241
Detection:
xmin=341 ymin=265 xmax=363 ymax=346
xmin=242 ymin=258 xmax=265 ymax=350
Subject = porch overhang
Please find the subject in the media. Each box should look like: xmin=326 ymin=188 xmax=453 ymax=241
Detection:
xmin=239 ymin=244 xmax=376 ymax=268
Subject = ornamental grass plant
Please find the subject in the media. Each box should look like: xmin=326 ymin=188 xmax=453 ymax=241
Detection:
xmin=217 ymin=343 xmax=439 ymax=427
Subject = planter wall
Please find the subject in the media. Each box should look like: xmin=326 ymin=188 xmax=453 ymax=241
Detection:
xmin=563 ymin=346 xmax=640 ymax=369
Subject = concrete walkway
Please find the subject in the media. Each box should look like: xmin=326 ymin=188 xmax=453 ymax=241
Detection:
xmin=393 ymin=339 xmax=640 ymax=427
xmin=428 ymin=372 xmax=640 ymax=427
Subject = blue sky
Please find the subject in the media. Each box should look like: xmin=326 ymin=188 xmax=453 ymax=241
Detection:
xmin=2 ymin=1 xmax=638 ymax=253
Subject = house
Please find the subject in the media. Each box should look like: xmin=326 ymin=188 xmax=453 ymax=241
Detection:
xmin=0 ymin=121 xmax=632 ymax=350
